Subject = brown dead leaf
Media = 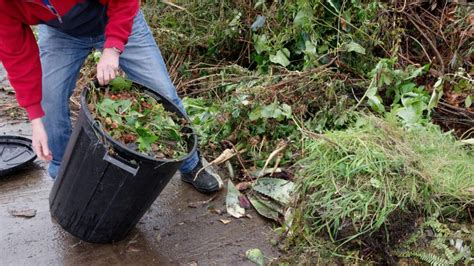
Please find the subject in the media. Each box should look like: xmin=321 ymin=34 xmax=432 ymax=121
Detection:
xmin=220 ymin=219 xmax=232 ymax=225
xmin=9 ymin=208 xmax=37 ymax=218
xmin=235 ymin=181 xmax=253 ymax=191
xmin=208 ymin=207 xmax=222 ymax=215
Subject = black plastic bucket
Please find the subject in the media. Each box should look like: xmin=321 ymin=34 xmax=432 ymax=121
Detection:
xmin=49 ymin=81 xmax=197 ymax=243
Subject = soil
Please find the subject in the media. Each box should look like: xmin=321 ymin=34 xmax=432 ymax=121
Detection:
xmin=0 ymin=66 xmax=280 ymax=265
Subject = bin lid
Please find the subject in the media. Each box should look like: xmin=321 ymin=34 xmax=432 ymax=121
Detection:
xmin=0 ymin=135 xmax=37 ymax=177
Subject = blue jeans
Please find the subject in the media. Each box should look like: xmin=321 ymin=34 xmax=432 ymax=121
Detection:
xmin=38 ymin=12 xmax=199 ymax=178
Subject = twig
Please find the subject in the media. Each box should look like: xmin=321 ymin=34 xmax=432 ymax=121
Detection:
xmin=405 ymin=13 xmax=445 ymax=74
xmin=193 ymin=148 xmax=246 ymax=181
xmin=259 ymin=140 xmax=288 ymax=178
xmin=408 ymin=35 xmax=432 ymax=64
xmin=271 ymin=155 xmax=282 ymax=176
xmin=302 ymin=129 xmax=341 ymax=147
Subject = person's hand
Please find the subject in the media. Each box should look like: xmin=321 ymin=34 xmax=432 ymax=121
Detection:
xmin=97 ymin=48 xmax=120 ymax=85
xmin=31 ymin=118 xmax=52 ymax=162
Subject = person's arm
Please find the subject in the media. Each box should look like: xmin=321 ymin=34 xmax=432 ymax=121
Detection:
xmin=97 ymin=0 xmax=140 ymax=85
xmin=0 ymin=13 xmax=52 ymax=161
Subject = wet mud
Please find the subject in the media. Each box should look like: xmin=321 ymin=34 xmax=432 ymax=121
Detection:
xmin=0 ymin=69 xmax=279 ymax=265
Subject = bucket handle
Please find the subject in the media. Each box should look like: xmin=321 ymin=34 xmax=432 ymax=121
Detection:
xmin=103 ymin=152 xmax=140 ymax=176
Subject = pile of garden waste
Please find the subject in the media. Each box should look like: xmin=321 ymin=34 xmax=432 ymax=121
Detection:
xmin=87 ymin=78 xmax=189 ymax=160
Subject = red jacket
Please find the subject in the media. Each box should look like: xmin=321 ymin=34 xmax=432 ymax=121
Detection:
xmin=0 ymin=0 xmax=140 ymax=120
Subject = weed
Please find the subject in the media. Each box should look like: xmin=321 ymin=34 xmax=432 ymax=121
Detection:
xmin=290 ymin=115 xmax=473 ymax=260
xmin=88 ymin=78 xmax=190 ymax=159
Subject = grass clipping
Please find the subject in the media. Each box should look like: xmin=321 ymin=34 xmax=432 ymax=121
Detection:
xmin=293 ymin=116 xmax=474 ymax=244
xmin=88 ymin=78 xmax=189 ymax=160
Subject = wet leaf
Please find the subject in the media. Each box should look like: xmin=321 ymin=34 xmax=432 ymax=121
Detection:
xmin=253 ymin=178 xmax=294 ymax=205
xmin=235 ymin=181 xmax=253 ymax=191
xmin=249 ymin=195 xmax=279 ymax=221
xmin=238 ymin=195 xmax=251 ymax=209
xmin=9 ymin=208 xmax=36 ymax=218
xmin=245 ymin=248 xmax=265 ymax=266
xmin=226 ymin=180 xmax=245 ymax=218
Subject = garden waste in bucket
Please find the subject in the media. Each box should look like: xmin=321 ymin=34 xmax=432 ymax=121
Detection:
xmin=49 ymin=81 xmax=197 ymax=243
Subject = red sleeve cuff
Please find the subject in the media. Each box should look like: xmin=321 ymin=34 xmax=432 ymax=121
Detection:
xmin=25 ymin=103 xmax=45 ymax=120
xmin=104 ymin=38 xmax=125 ymax=53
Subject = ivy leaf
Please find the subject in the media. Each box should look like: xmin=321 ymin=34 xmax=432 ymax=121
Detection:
xmin=343 ymin=41 xmax=366 ymax=55
xmin=269 ymin=49 xmax=290 ymax=67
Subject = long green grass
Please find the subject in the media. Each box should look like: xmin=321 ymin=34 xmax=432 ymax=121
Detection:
xmin=292 ymin=115 xmax=473 ymax=247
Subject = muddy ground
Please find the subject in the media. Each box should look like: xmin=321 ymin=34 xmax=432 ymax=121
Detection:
xmin=0 ymin=66 xmax=279 ymax=265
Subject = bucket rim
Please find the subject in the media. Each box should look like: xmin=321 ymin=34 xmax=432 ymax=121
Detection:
xmin=80 ymin=80 xmax=198 ymax=164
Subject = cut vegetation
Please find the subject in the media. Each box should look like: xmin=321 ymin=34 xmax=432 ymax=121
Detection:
xmin=87 ymin=78 xmax=190 ymax=160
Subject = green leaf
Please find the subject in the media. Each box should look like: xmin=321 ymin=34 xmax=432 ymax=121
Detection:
xmin=465 ymin=95 xmax=472 ymax=108
xmin=249 ymin=106 xmax=262 ymax=121
xmin=281 ymin=104 xmax=292 ymax=118
xmin=253 ymin=34 xmax=270 ymax=54
xmin=396 ymin=106 xmax=419 ymax=124
xmin=428 ymin=77 xmax=444 ymax=110
xmin=294 ymin=8 xmax=313 ymax=26
xmin=368 ymin=95 xmax=385 ymax=113
xmin=260 ymin=102 xmax=278 ymax=118
xmin=253 ymin=177 xmax=295 ymax=205
xmin=136 ymin=127 xmax=158 ymax=151
xmin=304 ymin=40 xmax=317 ymax=56
xmin=245 ymin=249 xmax=265 ymax=266
xmin=226 ymin=180 xmax=245 ymax=218
xmin=405 ymin=65 xmax=428 ymax=80
xmin=249 ymin=195 xmax=280 ymax=221
xmin=343 ymin=41 xmax=366 ymax=55
xmin=109 ymin=77 xmax=132 ymax=92
xmin=269 ymin=49 xmax=290 ymax=67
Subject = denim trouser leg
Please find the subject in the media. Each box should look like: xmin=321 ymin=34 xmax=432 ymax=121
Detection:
xmin=38 ymin=25 xmax=92 ymax=178
xmin=104 ymin=12 xmax=200 ymax=173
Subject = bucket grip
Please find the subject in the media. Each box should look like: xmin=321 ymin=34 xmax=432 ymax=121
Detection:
xmin=103 ymin=152 xmax=140 ymax=176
